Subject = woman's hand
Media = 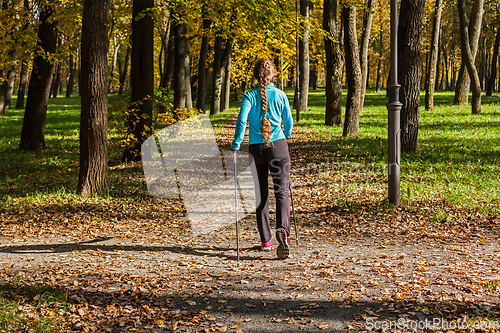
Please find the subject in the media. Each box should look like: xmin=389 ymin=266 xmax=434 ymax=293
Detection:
xmin=230 ymin=150 xmax=236 ymax=160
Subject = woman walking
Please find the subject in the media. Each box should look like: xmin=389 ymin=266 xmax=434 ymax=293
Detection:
xmin=231 ymin=58 xmax=293 ymax=259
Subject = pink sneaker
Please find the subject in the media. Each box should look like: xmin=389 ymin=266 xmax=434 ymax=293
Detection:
xmin=261 ymin=240 xmax=273 ymax=251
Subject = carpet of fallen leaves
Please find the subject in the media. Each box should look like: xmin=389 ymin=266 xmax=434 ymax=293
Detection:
xmin=1 ymin=118 xmax=499 ymax=332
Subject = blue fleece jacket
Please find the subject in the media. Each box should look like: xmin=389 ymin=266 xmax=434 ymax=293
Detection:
xmin=231 ymin=83 xmax=293 ymax=151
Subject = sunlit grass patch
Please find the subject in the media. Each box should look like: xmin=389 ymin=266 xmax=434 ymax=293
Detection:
xmin=0 ymin=277 xmax=70 ymax=332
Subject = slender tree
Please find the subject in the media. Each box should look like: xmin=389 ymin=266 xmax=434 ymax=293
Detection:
xmin=15 ymin=0 xmax=30 ymax=109
xmin=435 ymin=29 xmax=441 ymax=90
xmin=0 ymin=0 xmax=17 ymax=115
xmin=454 ymin=0 xmax=484 ymax=105
xmin=66 ymin=54 xmax=75 ymax=97
xmin=323 ymin=0 xmax=343 ymax=126
xmin=298 ymin=0 xmax=312 ymax=112
xmin=359 ymin=0 xmax=375 ymax=106
xmin=221 ymin=54 xmax=231 ymax=111
xmin=173 ymin=19 xmax=189 ymax=110
xmin=160 ymin=27 xmax=174 ymax=92
xmin=78 ymin=0 xmax=111 ymax=196
xmin=196 ymin=9 xmax=211 ymax=112
xmin=51 ymin=62 xmax=61 ymax=98
xmin=0 ymin=57 xmax=17 ymax=113
xmin=210 ymin=37 xmax=232 ymax=115
xmin=184 ymin=38 xmax=193 ymax=109
xmin=19 ymin=0 xmax=58 ymax=151
xmin=108 ymin=37 xmax=120 ymax=91
xmin=342 ymin=5 xmax=362 ymax=136
xmin=375 ymin=5 xmax=384 ymax=93
xmin=16 ymin=60 xmax=29 ymax=109
xmin=424 ymin=0 xmax=443 ymax=111
xmin=398 ymin=0 xmax=425 ymax=152
xmin=122 ymin=0 xmax=154 ymax=162
xmin=375 ymin=27 xmax=383 ymax=93
xmin=486 ymin=19 xmax=500 ymax=96
xmin=458 ymin=0 xmax=481 ymax=114
xmin=119 ymin=37 xmax=131 ymax=94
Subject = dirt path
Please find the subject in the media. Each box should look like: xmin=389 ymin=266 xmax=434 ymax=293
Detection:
xmin=1 ymin=118 xmax=499 ymax=332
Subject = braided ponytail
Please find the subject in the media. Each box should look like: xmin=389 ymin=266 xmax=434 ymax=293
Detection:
xmin=253 ymin=59 xmax=277 ymax=143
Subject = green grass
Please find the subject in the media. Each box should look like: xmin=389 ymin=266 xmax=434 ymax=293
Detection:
xmin=283 ymin=87 xmax=500 ymax=214
xmin=0 ymin=277 xmax=70 ymax=332
xmin=1 ymin=89 xmax=499 ymax=216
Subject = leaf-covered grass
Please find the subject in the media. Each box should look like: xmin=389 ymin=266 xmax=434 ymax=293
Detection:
xmin=1 ymin=89 xmax=499 ymax=218
xmin=0 ymin=276 xmax=70 ymax=332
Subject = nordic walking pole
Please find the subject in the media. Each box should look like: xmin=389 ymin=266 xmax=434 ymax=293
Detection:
xmin=233 ymin=151 xmax=240 ymax=268
xmin=289 ymin=180 xmax=299 ymax=246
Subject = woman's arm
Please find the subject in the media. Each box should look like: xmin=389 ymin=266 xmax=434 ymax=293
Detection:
xmin=231 ymin=94 xmax=252 ymax=150
xmin=282 ymin=94 xmax=293 ymax=138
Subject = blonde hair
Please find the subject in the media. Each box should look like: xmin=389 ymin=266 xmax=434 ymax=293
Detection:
xmin=253 ymin=58 xmax=277 ymax=142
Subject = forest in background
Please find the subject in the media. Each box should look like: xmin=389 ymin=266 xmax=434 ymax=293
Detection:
xmin=0 ymin=0 xmax=499 ymax=197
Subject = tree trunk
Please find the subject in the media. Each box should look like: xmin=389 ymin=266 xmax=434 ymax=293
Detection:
xmin=310 ymin=64 xmax=318 ymax=90
xmin=210 ymin=37 xmax=232 ymax=115
xmin=451 ymin=12 xmax=457 ymax=91
xmin=158 ymin=27 xmax=168 ymax=82
xmin=49 ymin=64 xmax=57 ymax=98
xmin=122 ymin=0 xmax=154 ymax=162
xmin=0 ymin=61 xmax=17 ymax=114
xmin=454 ymin=0 xmax=484 ymax=105
xmin=196 ymin=14 xmax=211 ymax=111
xmin=78 ymin=0 xmax=110 ymax=197
xmin=424 ymin=0 xmax=443 ymax=111
xmin=398 ymin=0 xmax=425 ymax=152
xmin=366 ymin=56 xmax=370 ymax=88
xmin=16 ymin=60 xmax=29 ymax=109
xmin=15 ymin=0 xmax=30 ymax=109
xmin=435 ymin=29 xmax=441 ymax=91
xmin=486 ymin=23 xmax=500 ymax=96
xmin=342 ymin=5 xmax=362 ymax=136
xmin=478 ymin=34 xmax=486 ymax=90
xmin=423 ymin=51 xmax=429 ymax=91
xmin=51 ymin=63 xmax=61 ymax=98
xmin=160 ymin=27 xmax=175 ymax=91
xmin=0 ymin=0 xmax=14 ymax=115
xmin=359 ymin=0 xmax=375 ymax=106
xmin=442 ymin=43 xmax=450 ymax=90
xmin=185 ymin=39 xmax=193 ymax=109
xmin=66 ymin=54 xmax=75 ymax=97
xmin=376 ymin=24 xmax=383 ymax=93
xmin=323 ymin=0 xmax=343 ymax=126
xmin=458 ymin=0 xmax=481 ymax=114
xmin=221 ymin=53 xmax=231 ymax=111
xmin=119 ymin=37 xmax=131 ymax=94
xmin=19 ymin=0 xmax=57 ymax=151
xmin=173 ymin=20 xmax=188 ymax=110
xmin=299 ymin=0 xmax=312 ymax=112
xmin=108 ymin=37 xmax=120 ymax=91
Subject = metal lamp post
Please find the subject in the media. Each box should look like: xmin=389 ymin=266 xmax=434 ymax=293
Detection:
xmin=387 ymin=0 xmax=402 ymax=205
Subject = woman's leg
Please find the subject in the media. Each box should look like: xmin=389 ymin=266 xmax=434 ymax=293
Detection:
xmin=249 ymin=145 xmax=272 ymax=243
xmin=268 ymin=139 xmax=291 ymax=237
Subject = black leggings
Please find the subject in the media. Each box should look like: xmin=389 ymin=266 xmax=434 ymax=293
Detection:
xmin=248 ymin=139 xmax=290 ymax=243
